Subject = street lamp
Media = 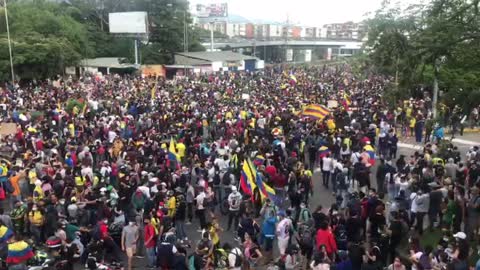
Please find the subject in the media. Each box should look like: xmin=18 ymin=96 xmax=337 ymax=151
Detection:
xmin=3 ymin=0 xmax=14 ymax=82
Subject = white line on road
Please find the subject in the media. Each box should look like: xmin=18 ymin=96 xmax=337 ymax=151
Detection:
xmin=452 ymin=138 xmax=480 ymax=146
xmin=398 ymin=142 xmax=424 ymax=150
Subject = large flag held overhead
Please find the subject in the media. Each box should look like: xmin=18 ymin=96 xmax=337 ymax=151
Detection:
xmin=6 ymin=240 xmax=34 ymax=264
xmin=341 ymin=93 xmax=352 ymax=110
xmin=301 ymin=104 xmax=330 ymax=120
xmin=363 ymin=144 xmax=376 ymax=166
xmin=0 ymin=225 xmax=13 ymax=243
xmin=168 ymin=138 xmax=179 ymax=162
xmin=318 ymin=145 xmax=331 ymax=158
xmin=240 ymin=159 xmax=257 ymax=196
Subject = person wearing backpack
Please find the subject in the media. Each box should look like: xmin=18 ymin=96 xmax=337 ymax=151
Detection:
xmin=224 ymin=242 xmax=243 ymax=270
xmin=297 ymin=223 xmax=314 ymax=269
xmin=297 ymin=203 xmax=312 ymax=225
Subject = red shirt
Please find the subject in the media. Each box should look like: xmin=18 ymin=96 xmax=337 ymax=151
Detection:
xmin=144 ymin=224 xmax=156 ymax=248
xmin=315 ymin=228 xmax=337 ymax=255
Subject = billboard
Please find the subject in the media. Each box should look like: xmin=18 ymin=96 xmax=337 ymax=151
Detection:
xmin=109 ymin=12 xmax=148 ymax=34
xmin=196 ymin=3 xmax=228 ymax=18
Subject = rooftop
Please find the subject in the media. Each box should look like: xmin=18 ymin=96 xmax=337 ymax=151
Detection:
xmin=175 ymin=51 xmax=259 ymax=62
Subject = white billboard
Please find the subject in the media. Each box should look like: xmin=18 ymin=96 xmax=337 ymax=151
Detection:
xmin=109 ymin=12 xmax=148 ymax=34
xmin=196 ymin=3 xmax=228 ymax=18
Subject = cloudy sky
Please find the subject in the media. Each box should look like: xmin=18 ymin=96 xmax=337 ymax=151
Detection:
xmin=189 ymin=0 xmax=388 ymax=25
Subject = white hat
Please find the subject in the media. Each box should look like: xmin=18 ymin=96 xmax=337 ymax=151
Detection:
xmin=34 ymin=179 xmax=42 ymax=186
xmin=231 ymin=186 xmax=237 ymax=192
xmin=453 ymin=232 xmax=466 ymax=240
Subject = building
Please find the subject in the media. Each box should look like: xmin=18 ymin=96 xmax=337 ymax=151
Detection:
xmin=174 ymin=51 xmax=263 ymax=73
xmin=323 ymin=21 xmax=367 ymax=40
xmin=66 ymin=57 xmax=137 ymax=76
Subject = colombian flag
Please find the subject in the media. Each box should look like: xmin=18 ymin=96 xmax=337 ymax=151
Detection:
xmin=318 ymin=145 xmax=331 ymax=158
xmin=240 ymin=159 xmax=257 ymax=197
xmin=301 ymin=104 xmax=330 ymax=120
xmin=341 ymin=93 xmax=352 ymax=110
xmin=0 ymin=225 xmax=13 ymax=243
xmin=255 ymin=172 xmax=281 ymax=205
xmin=363 ymin=144 xmax=376 ymax=166
xmin=254 ymin=155 xmax=265 ymax=167
xmin=168 ymin=138 xmax=179 ymax=163
xmin=6 ymin=240 xmax=34 ymax=264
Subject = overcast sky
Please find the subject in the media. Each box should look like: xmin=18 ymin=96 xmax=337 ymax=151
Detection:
xmin=189 ymin=0 xmax=388 ymax=25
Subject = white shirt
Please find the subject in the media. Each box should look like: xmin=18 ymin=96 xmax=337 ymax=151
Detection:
xmin=228 ymin=192 xmax=242 ymax=211
xmin=228 ymin=247 xmax=242 ymax=270
xmin=195 ymin=192 xmax=206 ymax=210
xmin=322 ymin=157 xmax=333 ymax=172
xmin=276 ymin=218 xmax=293 ymax=239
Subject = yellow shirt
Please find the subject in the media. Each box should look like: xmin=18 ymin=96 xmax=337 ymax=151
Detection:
xmin=28 ymin=170 xmax=37 ymax=185
xmin=28 ymin=210 xmax=44 ymax=226
xmin=33 ymin=186 xmax=44 ymax=203
xmin=226 ymin=111 xmax=233 ymax=119
xmin=68 ymin=123 xmax=75 ymax=138
xmin=167 ymin=196 xmax=176 ymax=217
xmin=210 ymin=224 xmax=219 ymax=245
xmin=409 ymin=118 xmax=416 ymax=128
xmin=240 ymin=111 xmax=247 ymax=120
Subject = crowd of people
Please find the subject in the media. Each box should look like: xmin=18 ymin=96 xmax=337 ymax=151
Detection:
xmin=0 ymin=65 xmax=478 ymax=270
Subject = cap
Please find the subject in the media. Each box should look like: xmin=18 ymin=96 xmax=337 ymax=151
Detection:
xmin=453 ymin=232 xmax=466 ymax=239
xmin=231 ymin=186 xmax=237 ymax=192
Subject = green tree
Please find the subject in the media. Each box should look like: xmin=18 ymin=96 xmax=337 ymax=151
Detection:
xmin=0 ymin=0 xmax=90 ymax=80
xmin=364 ymin=0 xmax=480 ymax=112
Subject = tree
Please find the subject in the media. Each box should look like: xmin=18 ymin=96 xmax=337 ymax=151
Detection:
xmin=364 ymin=0 xmax=480 ymax=112
xmin=0 ymin=0 xmax=90 ymax=80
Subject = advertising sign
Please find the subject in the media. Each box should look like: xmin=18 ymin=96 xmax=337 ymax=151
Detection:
xmin=109 ymin=12 xmax=148 ymax=34
xmin=196 ymin=3 xmax=228 ymax=18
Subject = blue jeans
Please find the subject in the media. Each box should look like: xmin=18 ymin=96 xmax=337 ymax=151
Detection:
xmin=146 ymin=247 xmax=156 ymax=267
xmin=175 ymin=220 xmax=187 ymax=240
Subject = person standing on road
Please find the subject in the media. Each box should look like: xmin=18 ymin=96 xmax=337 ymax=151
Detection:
xmin=195 ymin=187 xmax=207 ymax=231
xmin=276 ymin=211 xmax=293 ymax=257
xmin=122 ymin=220 xmax=139 ymax=270
xmin=143 ymin=217 xmax=157 ymax=269
xmin=227 ymin=186 xmax=242 ymax=232
xmin=322 ymin=154 xmax=333 ymax=189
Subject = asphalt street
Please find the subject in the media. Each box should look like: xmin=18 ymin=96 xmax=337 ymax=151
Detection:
xmin=77 ymin=133 xmax=480 ymax=270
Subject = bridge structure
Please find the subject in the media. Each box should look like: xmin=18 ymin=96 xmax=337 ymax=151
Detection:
xmin=200 ymin=39 xmax=363 ymax=63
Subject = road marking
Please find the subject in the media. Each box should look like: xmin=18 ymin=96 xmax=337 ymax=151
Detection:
xmin=452 ymin=138 xmax=479 ymax=146
xmin=398 ymin=142 xmax=423 ymax=150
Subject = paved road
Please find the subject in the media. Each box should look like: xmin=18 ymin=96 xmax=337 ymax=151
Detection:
xmin=88 ymin=133 xmax=480 ymax=270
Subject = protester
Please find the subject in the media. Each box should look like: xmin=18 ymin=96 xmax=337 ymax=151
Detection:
xmin=0 ymin=65 xmax=476 ymax=270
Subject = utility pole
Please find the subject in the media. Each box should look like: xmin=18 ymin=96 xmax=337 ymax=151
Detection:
xmin=4 ymin=0 xmax=15 ymax=82
xmin=210 ymin=21 xmax=215 ymax=51
xmin=432 ymin=58 xmax=440 ymax=119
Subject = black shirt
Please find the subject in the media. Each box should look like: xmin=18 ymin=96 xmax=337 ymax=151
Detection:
xmin=346 ymin=216 xmax=363 ymax=243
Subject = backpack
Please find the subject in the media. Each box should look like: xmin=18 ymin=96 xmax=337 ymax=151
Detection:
xmin=222 ymin=170 xmax=232 ymax=186
xmin=300 ymin=225 xmax=313 ymax=247
xmin=335 ymin=224 xmax=348 ymax=250
xmin=230 ymin=249 xmax=243 ymax=267
xmin=213 ymin=170 xmax=221 ymax=186
xmin=299 ymin=208 xmax=312 ymax=224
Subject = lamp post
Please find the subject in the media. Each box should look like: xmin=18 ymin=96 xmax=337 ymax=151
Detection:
xmin=3 ymin=0 xmax=14 ymax=82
